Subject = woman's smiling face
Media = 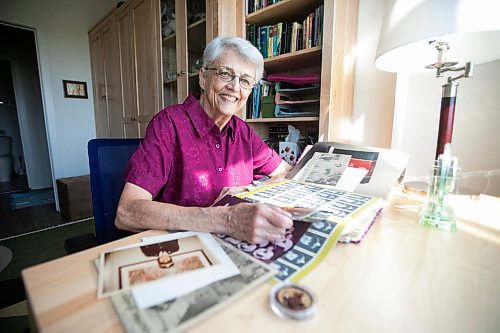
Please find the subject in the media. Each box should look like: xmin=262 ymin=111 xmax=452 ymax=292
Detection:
xmin=199 ymin=49 xmax=256 ymax=128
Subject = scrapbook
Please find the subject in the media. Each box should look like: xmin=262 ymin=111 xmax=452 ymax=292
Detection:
xmin=214 ymin=142 xmax=408 ymax=283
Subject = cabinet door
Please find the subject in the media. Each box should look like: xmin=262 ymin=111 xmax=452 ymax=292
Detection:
xmin=132 ymin=0 xmax=161 ymax=137
xmin=89 ymin=31 xmax=109 ymax=138
xmin=117 ymin=0 xmax=161 ymax=138
xmin=116 ymin=4 xmax=139 ymax=138
xmin=100 ymin=18 xmax=125 ymax=138
xmin=116 ymin=5 xmax=138 ymax=138
xmin=161 ymin=0 xmax=179 ymax=106
xmin=160 ymin=0 xmax=208 ymax=105
xmin=185 ymin=0 xmax=207 ymax=98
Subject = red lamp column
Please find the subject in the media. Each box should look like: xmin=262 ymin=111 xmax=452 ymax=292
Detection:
xmin=435 ymin=82 xmax=458 ymax=159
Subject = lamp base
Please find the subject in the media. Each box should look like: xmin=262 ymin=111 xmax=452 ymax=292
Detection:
xmin=419 ymin=202 xmax=457 ymax=232
xmin=402 ymin=181 xmax=429 ymax=197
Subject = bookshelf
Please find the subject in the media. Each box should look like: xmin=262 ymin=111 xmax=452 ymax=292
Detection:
xmin=242 ymin=0 xmax=359 ymax=144
xmin=246 ymin=0 xmax=323 ymax=25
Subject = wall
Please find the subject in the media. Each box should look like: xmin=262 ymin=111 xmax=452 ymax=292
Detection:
xmin=352 ymin=0 xmax=396 ymax=148
xmin=0 ymin=0 xmax=117 ymax=188
xmin=353 ymin=0 xmax=500 ymax=196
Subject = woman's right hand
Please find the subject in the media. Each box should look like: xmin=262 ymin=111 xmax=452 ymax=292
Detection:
xmin=225 ymin=203 xmax=293 ymax=244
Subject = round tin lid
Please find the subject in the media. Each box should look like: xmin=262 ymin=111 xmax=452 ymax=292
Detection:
xmin=270 ymin=283 xmax=316 ymax=320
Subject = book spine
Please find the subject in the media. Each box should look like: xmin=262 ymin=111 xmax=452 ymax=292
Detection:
xmin=273 ymin=24 xmax=280 ymax=57
xmin=297 ymin=24 xmax=303 ymax=51
xmin=259 ymin=26 xmax=267 ymax=58
xmin=254 ymin=26 xmax=262 ymax=54
xmin=302 ymin=16 xmax=307 ymax=50
xmin=308 ymin=13 xmax=313 ymax=48
xmin=280 ymin=22 xmax=288 ymax=55
xmin=268 ymin=25 xmax=274 ymax=58
xmin=291 ymin=22 xmax=298 ymax=53
xmin=319 ymin=5 xmax=324 ymax=46
xmin=313 ymin=8 xmax=318 ymax=47
xmin=285 ymin=22 xmax=292 ymax=53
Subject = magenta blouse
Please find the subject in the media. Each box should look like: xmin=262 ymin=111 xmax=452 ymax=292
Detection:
xmin=125 ymin=95 xmax=282 ymax=207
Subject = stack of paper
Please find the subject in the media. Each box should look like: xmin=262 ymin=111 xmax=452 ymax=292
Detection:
xmin=97 ymin=232 xmax=240 ymax=309
xmin=108 ymin=239 xmax=277 ymax=332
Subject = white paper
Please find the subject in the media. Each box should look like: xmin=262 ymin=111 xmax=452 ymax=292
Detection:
xmin=339 ymin=199 xmax=386 ymax=243
xmin=335 ymin=167 xmax=369 ymax=192
xmin=293 ymin=142 xmax=410 ymax=199
xmin=97 ymin=232 xmax=239 ymax=309
xmin=294 ymin=152 xmax=352 ymax=186
xmin=132 ymin=232 xmax=240 ymax=309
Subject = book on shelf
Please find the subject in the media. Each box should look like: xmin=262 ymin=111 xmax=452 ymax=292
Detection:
xmin=245 ymin=4 xmax=323 ymax=59
xmin=246 ymin=79 xmax=274 ymax=119
xmin=247 ymin=0 xmax=282 ymax=15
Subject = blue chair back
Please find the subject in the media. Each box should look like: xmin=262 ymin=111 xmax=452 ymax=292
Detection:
xmin=88 ymin=138 xmax=141 ymax=244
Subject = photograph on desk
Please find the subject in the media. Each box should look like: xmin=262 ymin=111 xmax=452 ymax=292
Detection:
xmin=97 ymin=232 xmax=239 ymax=308
xmin=110 ymin=241 xmax=277 ymax=333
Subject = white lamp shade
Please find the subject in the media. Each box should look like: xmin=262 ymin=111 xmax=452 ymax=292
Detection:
xmin=376 ymin=0 xmax=500 ymax=73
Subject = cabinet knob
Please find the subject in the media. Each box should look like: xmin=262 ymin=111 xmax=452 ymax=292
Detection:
xmin=177 ymin=70 xmax=186 ymax=76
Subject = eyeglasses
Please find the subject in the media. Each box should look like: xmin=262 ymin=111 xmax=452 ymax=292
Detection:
xmin=204 ymin=66 xmax=257 ymax=90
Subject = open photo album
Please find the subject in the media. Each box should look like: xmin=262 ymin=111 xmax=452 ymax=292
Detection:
xmin=214 ymin=142 xmax=408 ymax=282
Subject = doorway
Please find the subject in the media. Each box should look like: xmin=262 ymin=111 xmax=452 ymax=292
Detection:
xmin=0 ymin=22 xmax=52 ymax=193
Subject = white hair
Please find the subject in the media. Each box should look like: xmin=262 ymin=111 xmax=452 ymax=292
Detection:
xmin=202 ymin=36 xmax=264 ymax=81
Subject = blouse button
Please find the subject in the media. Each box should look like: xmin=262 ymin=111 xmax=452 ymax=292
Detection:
xmin=218 ymin=167 xmax=223 ymax=172
xmin=215 ymin=144 xmax=220 ymax=149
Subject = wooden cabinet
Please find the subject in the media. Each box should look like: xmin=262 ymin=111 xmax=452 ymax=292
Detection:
xmin=89 ymin=0 xmax=161 ymax=138
xmin=241 ymin=0 xmax=358 ymax=143
xmin=116 ymin=0 xmax=162 ymax=137
xmin=160 ymin=0 xmax=215 ymax=106
xmin=89 ymin=0 xmax=250 ymax=138
xmin=89 ymin=16 xmax=124 ymax=138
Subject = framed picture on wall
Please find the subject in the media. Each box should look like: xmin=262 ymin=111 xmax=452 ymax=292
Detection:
xmin=62 ymin=80 xmax=88 ymax=99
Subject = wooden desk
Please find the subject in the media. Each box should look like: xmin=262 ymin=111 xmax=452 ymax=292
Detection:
xmin=22 ymin=192 xmax=500 ymax=333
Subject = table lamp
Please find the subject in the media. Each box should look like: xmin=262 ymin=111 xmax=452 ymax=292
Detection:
xmin=376 ymin=0 xmax=500 ymax=157
xmin=374 ymin=0 xmax=500 ymax=230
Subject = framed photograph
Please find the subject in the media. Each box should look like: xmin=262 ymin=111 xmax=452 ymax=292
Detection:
xmin=62 ymin=80 xmax=88 ymax=99
xmin=120 ymin=250 xmax=211 ymax=288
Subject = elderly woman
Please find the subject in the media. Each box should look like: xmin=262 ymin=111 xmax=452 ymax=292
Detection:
xmin=115 ymin=36 xmax=293 ymax=244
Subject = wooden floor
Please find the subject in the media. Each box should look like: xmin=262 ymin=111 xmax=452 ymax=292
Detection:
xmin=0 ymin=176 xmax=69 ymax=240
xmin=0 ymin=175 xmax=29 ymax=195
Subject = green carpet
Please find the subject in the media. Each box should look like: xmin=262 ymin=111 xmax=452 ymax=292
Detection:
xmin=0 ymin=219 xmax=95 ymax=281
